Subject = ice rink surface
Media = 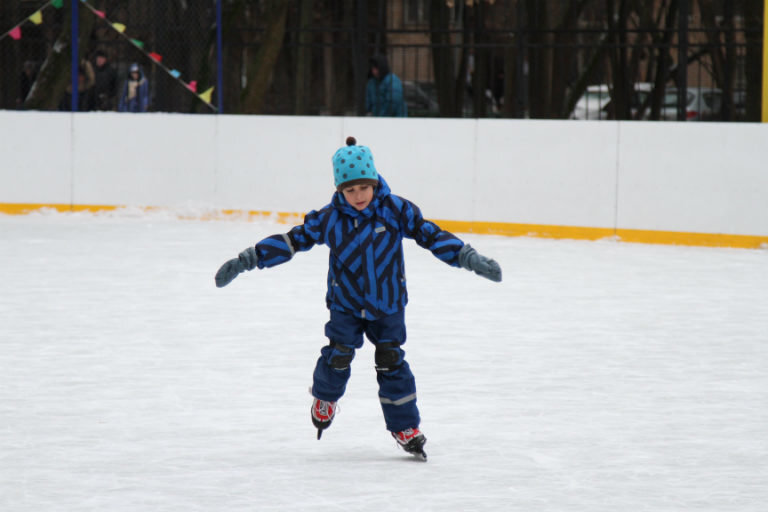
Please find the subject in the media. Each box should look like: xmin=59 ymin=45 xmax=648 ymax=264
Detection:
xmin=1 ymin=211 xmax=766 ymax=511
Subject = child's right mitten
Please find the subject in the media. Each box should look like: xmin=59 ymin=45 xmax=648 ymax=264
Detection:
xmin=214 ymin=247 xmax=259 ymax=288
xmin=458 ymin=244 xmax=502 ymax=282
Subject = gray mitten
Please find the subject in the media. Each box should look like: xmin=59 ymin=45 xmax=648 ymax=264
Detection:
xmin=215 ymin=247 xmax=259 ymax=288
xmin=458 ymin=244 xmax=502 ymax=282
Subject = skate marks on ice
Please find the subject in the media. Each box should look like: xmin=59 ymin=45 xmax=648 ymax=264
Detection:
xmin=1 ymin=213 xmax=767 ymax=511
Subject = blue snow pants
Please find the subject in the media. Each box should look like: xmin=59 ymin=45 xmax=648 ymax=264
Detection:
xmin=311 ymin=309 xmax=420 ymax=433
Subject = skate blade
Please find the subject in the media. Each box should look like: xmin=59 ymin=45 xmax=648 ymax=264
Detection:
xmin=317 ymin=429 xmax=323 ymax=440
xmin=399 ymin=439 xmax=428 ymax=461
xmin=410 ymin=450 xmax=427 ymax=462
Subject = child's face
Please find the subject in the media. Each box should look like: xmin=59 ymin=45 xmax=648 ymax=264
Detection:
xmin=342 ymin=183 xmax=374 ymax=211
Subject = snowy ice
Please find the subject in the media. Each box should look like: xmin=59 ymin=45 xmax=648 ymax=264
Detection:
xmin=1 ymin=211 xmax=766 ymax=511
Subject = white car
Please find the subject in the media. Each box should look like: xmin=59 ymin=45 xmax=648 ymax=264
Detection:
xmin=659 ymin=87 xmax=723 ymax=121
xmin=570 ymin=83 xmax=653 ymax=120
xmin=570 ymin=84 xmax=611 ymax=120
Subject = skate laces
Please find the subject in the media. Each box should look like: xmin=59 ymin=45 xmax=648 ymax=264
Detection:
xmin=392 ymin=427 xmax=422 ymax=446
xmin=312 ymin=398 xmax=337 ymax=423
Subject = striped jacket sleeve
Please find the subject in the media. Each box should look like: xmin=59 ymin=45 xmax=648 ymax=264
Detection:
xmin=253 ymin=208 xmax=326 ymax=269
xmin=398 ymin=197 xmax=464 ymax=267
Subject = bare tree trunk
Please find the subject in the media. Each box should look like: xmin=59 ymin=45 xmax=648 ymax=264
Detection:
xmin=220 ymin=0 xmax=249 ymax=114
xmin=743 ymin=0 xmax=762 ymax=121
xmin=0 ymin=3 xmax=20 ymax=107
xmin=24 ymin=4 xmax=96 ymax=110
xmin=525 ymin=0 xmax=552 ymax=118
xmin=430 ymin=0 xmax=459 ymax=117
xmin=240 ymin=0 xmax=289 ymax=114
xmin=699 ymin=0 xmax=736 ymax=120
xmin=294 ymin=0 xmax=314 ymax=114
xmin=561 ymin=32 xmax=611 ymax=118
xmin=453 ymin=5 xmax=470 ymax=118
xmin=644 ymin=0 xmax=678 ymax=120
xmin=606 ymin=0 xmax=632 ymax=119
xmin=502 ymin=43 xmax=516 ymax=118
xmin=471 ymin=2 xmax=489 ymax=117
xmin=552 ymin=0 xmax=591 ymax=118
xmin=182 ymin=0 xmax=215 ymax=113
xmin=322 ymin=29 xmax=335 ymax=114
xmin=334 ymin=0 xmax=356 ymax=115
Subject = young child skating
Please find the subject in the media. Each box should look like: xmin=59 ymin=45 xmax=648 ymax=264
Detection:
xmin=215 ymin=137 xmax=501 ymax=460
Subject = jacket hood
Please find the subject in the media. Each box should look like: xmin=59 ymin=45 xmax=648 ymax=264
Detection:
xmin=128 ymin=64 xmax=145 ymax=80
xmin=332 ymin=174 xmax=391 ymax=217
xmin=369 ymin=55 xmax=391 ymax=79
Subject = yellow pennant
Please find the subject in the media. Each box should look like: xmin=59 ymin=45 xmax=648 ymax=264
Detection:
xmin=198 ymin=87 xmax=214 ymax=104
xmin=112 ymin=22 xmax=126 ymax=33
xmin=29 ymin=11 xmax=43 ymax=24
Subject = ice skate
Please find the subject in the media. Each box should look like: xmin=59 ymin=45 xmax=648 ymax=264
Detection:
xmin=311 ymin=397 xmax=337 ymax=440
xmin=391 ymin=428 xmax=427 ymax=461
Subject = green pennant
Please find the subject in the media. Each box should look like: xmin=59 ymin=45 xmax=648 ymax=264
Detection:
xmin=51 ymin=0 xmax=63 ymax=8
xmin=130 ymin=39 xmax=145 ymax=49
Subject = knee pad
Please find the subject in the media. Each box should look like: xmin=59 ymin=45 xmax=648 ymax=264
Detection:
xmin=327 ymin=342 xmax=355 ymax=370
xmin=375 ymin=342 xmax=403 ymax=373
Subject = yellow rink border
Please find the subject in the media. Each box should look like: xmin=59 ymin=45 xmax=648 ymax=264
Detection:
xmin=2 ymin=203 xmax=766 ymax=249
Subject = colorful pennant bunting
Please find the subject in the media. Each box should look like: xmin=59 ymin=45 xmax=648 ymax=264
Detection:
xmin=0 ymin=0 xmax=217 ymax=110
xmin=198 ymin=87 xmax=214 ymax=104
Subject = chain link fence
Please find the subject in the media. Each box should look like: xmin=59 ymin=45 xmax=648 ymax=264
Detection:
xmin=0 ymin=0 xmax=762 ymax=120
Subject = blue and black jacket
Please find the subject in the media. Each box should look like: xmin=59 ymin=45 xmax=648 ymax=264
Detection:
xmin=252 ymin=175 xmax=464 ymax=320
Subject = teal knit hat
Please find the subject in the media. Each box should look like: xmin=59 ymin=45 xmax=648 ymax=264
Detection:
xmin=332 ymin=136 xmax=379 ymax=190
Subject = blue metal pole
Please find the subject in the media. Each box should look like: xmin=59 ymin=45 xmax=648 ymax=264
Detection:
xmin=216 ymin=0 xmax=223 ymax=112
xmin=71 ymin=0 xmax=79 ymax=112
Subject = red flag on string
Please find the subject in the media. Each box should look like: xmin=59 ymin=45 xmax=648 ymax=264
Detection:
xmin=187 ymin=81 xmax=197 ymax=92
xmin=10 ymin=26 xmax=22 ymax=40
xmin=94 ymin=9 xmax=106 ymax=18
xmin=148 ymin=52 xmax=163 ymax=63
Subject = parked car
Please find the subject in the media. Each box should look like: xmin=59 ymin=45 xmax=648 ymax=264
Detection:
xmin=570 ymin=83 xmax=653 ymax=120
xmin=659 ymin=87 xmax=723 ymax=121
xmin=403 ymin=80 xmax=439 ymax=117
xmin=402 ymin=80 xmax=495 ymax=118
xmin=570 ymin=84 xmax=609 ymax=120
xmin=572 ymin=84 xmax=741 ymax=121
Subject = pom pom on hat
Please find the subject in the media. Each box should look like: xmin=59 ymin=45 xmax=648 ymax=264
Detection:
xmin=332 ymin=136 xmax=379 ymax=191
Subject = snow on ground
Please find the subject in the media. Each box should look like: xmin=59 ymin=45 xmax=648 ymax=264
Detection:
xmin=1 ymin=211 xmax=766 ymax=511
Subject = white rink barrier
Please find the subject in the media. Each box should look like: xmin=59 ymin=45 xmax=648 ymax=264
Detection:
xmin=1 ymin=110 xmax=767 ymax=248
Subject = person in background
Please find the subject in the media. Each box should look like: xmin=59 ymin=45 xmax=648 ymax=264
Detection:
xmin=58 ymin=60 xmax=95 ymax=112
xmin=365 ymin=55 xmax=407 ymax=117
xmin=118 ymin=63 xmax=150 ymax=113
xmin=92 ymin=50 xmax=118 ymax=111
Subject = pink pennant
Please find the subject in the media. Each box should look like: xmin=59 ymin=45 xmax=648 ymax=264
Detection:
xmin=9 ymin=26 xmax=22 ymax=40
xmin=187 ymin=80 xmax=197 ymax=93
xmin=94 ymin=9 xmax=106 ymax=18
